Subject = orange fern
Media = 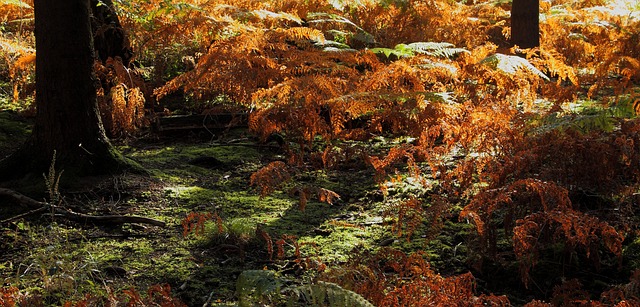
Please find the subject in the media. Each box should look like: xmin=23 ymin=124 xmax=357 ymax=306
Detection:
xmin=250 ymin=161 xmax=291 ymax=197
xmin=181 ymin=211 xmax=213 ymax=237
xmin=321 ymin=248 xmax=509 ymax=306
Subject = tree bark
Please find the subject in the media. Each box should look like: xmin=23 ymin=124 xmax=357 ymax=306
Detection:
xmin=511 ymin=0 xmax=540 ymax=49
xmin=0 ymin=0 xmax=139 ymax=182
xmin=90 ymin=0 xmax=133 ymax=66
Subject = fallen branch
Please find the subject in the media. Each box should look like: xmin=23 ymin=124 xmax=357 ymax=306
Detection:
xmin=52 ymin=210 xmax=166 ymax=227
xmin=0 ymin=188 xmax=45 ymax=209
xmin=0 ymin=188 xmax=166 ymax=227
xmin=0 ymin=206 xmax=49 ymax=224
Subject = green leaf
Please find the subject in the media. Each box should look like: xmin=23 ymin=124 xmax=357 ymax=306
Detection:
xmin=371 ymin=42 xmax=468 ymax=59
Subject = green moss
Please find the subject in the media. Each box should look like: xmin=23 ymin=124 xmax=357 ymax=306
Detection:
xmin=300 ymin=232 xmax=370 ymax=263
xmin=129 ymin=144 xmax=262 ymax=169
xmin=0 ymin=111 xmax=31 ymax=156
xmin=0 ymin=124 xmax=494 ymax=305
xmin=163 ymin=185 xmax=224 ymax=205
xmin=0 ymin=112 xmax=31 ymax=135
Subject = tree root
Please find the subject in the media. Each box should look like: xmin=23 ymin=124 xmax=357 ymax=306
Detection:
xmin=0 ymin=188 xmax=166 ymax=227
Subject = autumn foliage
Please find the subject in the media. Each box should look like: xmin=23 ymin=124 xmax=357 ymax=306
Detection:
xmin=0 ymin=284 xmax=186 ymax=307
xmin=2 ymin=0 xmax=640 ymax=304
xmin=321 ymin=248 xmax=510 ymax=306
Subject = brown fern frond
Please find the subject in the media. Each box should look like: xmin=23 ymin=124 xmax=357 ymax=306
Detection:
xmin=367 ymin=145 xmax=413 ymax=178
xmin=513 ymin=210 xmax=623 ymax=287
xmin=389 ymin=197 xmax=424 ymax=241
xmin=289 ymin=185 xmax=311 ymax=211
xmin=8 ymin=53 xmax=34 ymax=78
xmin=273 ymin=234 xmax=300 ymax=260
xmin=99 ymin=83 xmax=146 ymax=137
xmin=181 ymin=212 xmax=213 ymax=237
xmin=94 ymin=57 xmax=147 ymax=137
xmin=589 ymin=55 xmax=640 ymax=97
xmin=317 ymin=187 xmax=340 ymax=205
xmin=289 ymin=185 xmax=340 ymax=211
xmin=8 ymin=53 xmax=34 ymax=103
xmin=530 ymin=48 xmax=579 ymax=86
xmin=256 ymin=227 xmax=274 ymax=260
xmin=1 ymin=34 xmax=35 ymax=105
xmin=269 ymin=27 xmax=325 ymax=46
xmin=0 ymin=0 xmax=32 ymax=24
xmin=321 ymin=248 xmax=509 ymax=306
xmin=250 ymin=161 xmax=291 ymax=197
xmin=601 ymin=270 xmax=640 ymax=305
xmin=460 ymin=179 xmax=573 ymax=254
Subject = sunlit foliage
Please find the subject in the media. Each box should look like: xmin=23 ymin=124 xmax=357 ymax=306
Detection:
xmin=1 ymin=0 xmax=639 ymax=304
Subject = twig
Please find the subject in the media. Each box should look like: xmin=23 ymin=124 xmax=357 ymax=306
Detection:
xmin=0 ymin=188 xmax=47 ymax=209
xmin=202 ymin=290 xmax=215 ymax=307
xmin=0 ymin=188 xmax=165 ymax=227
xmin=52 ymin=209 xmax=166 ymax=227
xmin=0 ymin=206 xmax=48 ymax=224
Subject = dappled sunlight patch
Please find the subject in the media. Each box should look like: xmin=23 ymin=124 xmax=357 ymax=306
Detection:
xmin=161 ymin=185 xmax=221 ymax=203
xmin=299 ymin=226 xmax=381 ymax=263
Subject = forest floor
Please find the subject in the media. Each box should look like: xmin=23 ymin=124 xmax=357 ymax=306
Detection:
xmin=0 ymin=110 xmax=637 ymax=306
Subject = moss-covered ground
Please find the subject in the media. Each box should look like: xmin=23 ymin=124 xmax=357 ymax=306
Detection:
xmin=0 ymin=111 xmax=457 ymax=305
xmin=0 ymin=116 xmax=411 ymax=305
xmin=0 ymin=111 xmax=639 ymax=306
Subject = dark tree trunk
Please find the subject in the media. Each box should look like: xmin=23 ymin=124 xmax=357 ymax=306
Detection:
xmin=0 ymin=0 xmax=137 ymax=181
xmin=511 ymin=0 xmax=539 ymax=49
xmin=90 ymin=0 xmax=133 ymax=66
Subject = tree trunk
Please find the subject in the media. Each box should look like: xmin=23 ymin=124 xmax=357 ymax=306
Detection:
xmin=511 ymin=0 xmax=539 ymax=49
xmin=0 ymin=0 xmax=138 ymax=181
xmin=90 ymin=0 xmax=133 ymax=66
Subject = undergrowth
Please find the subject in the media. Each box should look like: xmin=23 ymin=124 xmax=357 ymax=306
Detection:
xmin=1 ymin=0 xmax=640 ymax=305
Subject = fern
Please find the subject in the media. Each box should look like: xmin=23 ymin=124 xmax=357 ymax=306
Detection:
xmin=236 ymin=271 xmax=375 ymax=307
xmin=236 ymin=270 xmax=281 ymax=307
xmin=289 ymin=281 xmax=375 ymax=307
xmin=532 ymin=98 xmax=638 ymax=135
xmin=0 ymin=35 xmax=35 ymax=105
xmin=307 ymin=12 xmax=376 ymax=46
xmin=316 ymin=39 xmax=354 ymax=51
xmin=0 ymin=37 xmax=35 ymax=56
xmin=250 ymin=161 xmax=291 ymax=197
xmin=481 ymin=53 xmax=550 ymax=81
xmin=321 ymin=249 xmax=510 ymax=305
xmin=0 ymin=0 xmax=30 ymax=8
xmin=307 ymin=12 xmax=365 ymax=32
xmin=181 ymin=212 xmax=213 ymax=237
xmin=252 ymin=9 xmax=303 ymax=25
xmin=371 ymin=42 xmax=468 ymax=59
xmin=514 ymin=209 xmax=623 ymax=287
xmin=533 ymin=111 xmax=617 ymax=134
xmin=405 ymin=42 xmax=469 ymax=58
xmin=43 ymin=150 xmax=63 ymax=204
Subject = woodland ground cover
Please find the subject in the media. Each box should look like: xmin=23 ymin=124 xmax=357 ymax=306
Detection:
xmin=1 ymin=0 xmax=640 ymax=305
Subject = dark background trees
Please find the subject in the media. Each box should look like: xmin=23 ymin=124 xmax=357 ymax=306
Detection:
xmin=90 ymin=0 xmax=133 ymax=66
xmin=511 ymin=0 xmax=540 ymax=48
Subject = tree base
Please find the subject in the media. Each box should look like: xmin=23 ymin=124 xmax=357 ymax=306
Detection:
xmin=0 ymin=141 xmax=146 ymax=195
